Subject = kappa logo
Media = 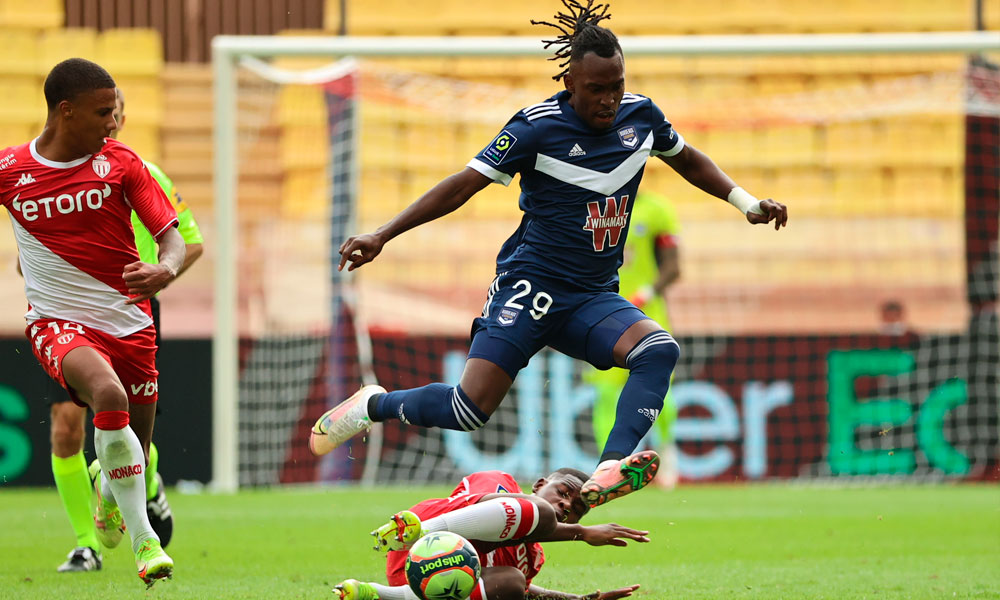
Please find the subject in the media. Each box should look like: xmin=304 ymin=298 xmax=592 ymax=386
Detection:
xmin=637 ymin=407 xmax=660 ymax=422
xmin=14 ymin=173 xmax=35 ymax=187
xmin=618 ymin=125 xmax=639 ymax=149
xmin=568 ymin=143 xmax=586 ymax=157
xmin=582 ymin=196 xmax=629 ymax=251
xmin=92 ymin=155 xmax=110 ymax=178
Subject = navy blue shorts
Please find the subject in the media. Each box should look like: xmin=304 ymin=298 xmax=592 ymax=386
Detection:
xmin=469 ymin=271 xmax=649 ymax=379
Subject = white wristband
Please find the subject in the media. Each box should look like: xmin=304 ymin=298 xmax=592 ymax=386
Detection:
xmin=728 ymin=187 xmax=764 ymax=216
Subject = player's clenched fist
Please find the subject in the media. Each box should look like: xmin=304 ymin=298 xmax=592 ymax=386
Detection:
xmin=747 ymin=198 xmax=788 ymax=230
xmin=123 ymin=261 xmax=177 ymax=305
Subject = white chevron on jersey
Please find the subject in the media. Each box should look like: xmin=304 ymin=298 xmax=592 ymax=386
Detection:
xmin=620 ymin=93 xmax=646 ymax=105
xmin=11 ymin=217 xmax=152 ymax=337
xmin=533 ymin=131 xmax=655 ymax=195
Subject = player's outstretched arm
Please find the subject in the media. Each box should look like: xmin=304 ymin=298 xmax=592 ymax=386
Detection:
xmin=124 ymin=226 xmax=185 ymax=304
xmin=526 ymin=583 xmax=641 ymax=600
xmin=660 ymin=144 xmax=787 ymax=230
xmin=539 ymin=522 xmax=650 ymax=546
xmin=339 ymin=167 xmax=492 ymax=272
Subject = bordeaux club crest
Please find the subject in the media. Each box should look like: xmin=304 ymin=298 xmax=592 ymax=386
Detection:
xmin=617 ymin=125 xmax=638 ymax=149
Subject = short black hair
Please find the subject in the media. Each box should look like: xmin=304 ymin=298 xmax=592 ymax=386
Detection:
xmin=549 ymin=467 xmax=590 ymax=486
xmin=532 ymin=0 xmax=621 ymax=81
xmin=43 ymin=58 xmax=116 ymax=111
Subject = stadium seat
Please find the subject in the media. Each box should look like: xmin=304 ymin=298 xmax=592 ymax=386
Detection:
xmin=277 ymin=84 xmax=326 ymax=128
xmin=824 ymin=120 xmax=879 ymax=167
xmin=360 ymin=170 xmax=406 ymax=215
xmin=280 ymin=126 xmax=328 ymax=170
xmin=0 ymin=121 xmax=35 ymax=148
xmin=37 ymin=28 xmax=97 ymax=74
xmin=346 ymin=0 xmax=427 ymax=35
xmin=114 ymin=77 xmax=164 ymax=126
xmin=772 ymin=168 xmax=827 ymax=217
xmin=97 ymin=29 xmax=163 ymax=78
xmin=0 ymin=77 xmax=44 ymax=125
xmin=282 ymin=168 xmax=328 ymax=219
xmin=0 ymin=29 xmax=39 ymax=75
xmin=832 ymin=169 xmax=885 ymax=216
xmin=759 ymin=124 xmax=819 ymax=168
xmin=699 ymin=127 xmax=755 ymax=168
xmin=116 ymin=124 xmax=159 ymax=163
xmin=0 ymin=0 xmax=63 ymax=30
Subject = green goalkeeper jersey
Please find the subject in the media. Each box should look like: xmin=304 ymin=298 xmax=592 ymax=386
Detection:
xmin=131 ymin=161 xmax=203 ymax=265
xmin=618 ymin=190 xmax=680 ymax=329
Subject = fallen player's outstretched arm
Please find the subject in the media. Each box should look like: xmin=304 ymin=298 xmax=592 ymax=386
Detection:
xmin=526 ymin=583 xmax=641 ymax=600
xmin=537 ymin=521 xmax=650 ymax=546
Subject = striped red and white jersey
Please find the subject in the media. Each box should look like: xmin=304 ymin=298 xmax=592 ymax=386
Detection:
xmin=1 ymin=138 xmax=178 ymax=337
xmin=386 ymin=470 xmax=547 ymax=587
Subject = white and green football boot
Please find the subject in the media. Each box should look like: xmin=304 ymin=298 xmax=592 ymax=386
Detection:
xmin=370 ymin=510 xmax=423 ymax=552
xmin=135 ymin=538 xmax=173 ymax=588
xmin=89 ymin=459 xmax=126 ymax=549
xmin=309 ymin=385 xmax=386 ymax=456
xmin=334 ymin=579 xmax=380 ymax=600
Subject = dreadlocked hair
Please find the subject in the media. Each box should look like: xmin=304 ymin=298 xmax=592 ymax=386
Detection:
xmin=531 ymin=0 xmax=621 ymax=81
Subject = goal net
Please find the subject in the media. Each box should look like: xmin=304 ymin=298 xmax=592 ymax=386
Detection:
xmin=213 ymin=34 xmax=999 ymax=488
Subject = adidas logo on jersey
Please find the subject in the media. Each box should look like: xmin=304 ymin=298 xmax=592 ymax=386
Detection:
xmin=568 ymin=143 xmax=586 ymax=157
xmin=14 ymin=173 xmax=35 ymax=187
xmin=637 ymin=407 xmax=660 ymax=422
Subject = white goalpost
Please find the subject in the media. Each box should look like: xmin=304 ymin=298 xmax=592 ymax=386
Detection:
xmin=210 ymin=32 xmax=1000 ymax=492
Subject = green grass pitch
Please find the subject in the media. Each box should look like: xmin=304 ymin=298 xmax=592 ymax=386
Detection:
xmin=1 ymin=483 xmax=997 ymax=599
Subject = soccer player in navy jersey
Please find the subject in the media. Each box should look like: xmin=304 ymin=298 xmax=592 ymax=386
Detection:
xmin=313 ymin=0 xmax=788 ymax=508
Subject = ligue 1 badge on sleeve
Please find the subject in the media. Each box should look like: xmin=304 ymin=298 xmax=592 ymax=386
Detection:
xmin=92 ymin=155 xmax=110 ymax=178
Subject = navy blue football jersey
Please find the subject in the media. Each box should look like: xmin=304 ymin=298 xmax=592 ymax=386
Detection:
xmin=468 ymin=90 xmax=684 ymax=290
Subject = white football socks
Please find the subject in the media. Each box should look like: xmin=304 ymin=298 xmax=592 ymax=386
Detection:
xmin=422 ymin=497 xmax=540 ymax=543
xmin=94 ymin=425 xmax=158 ymax=553
xmin=372 ymin=580 xmax=485 ymax=600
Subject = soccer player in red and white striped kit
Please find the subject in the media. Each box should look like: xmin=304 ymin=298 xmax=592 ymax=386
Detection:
xmin=335 ymin=468 xmax=645 ymax=600
xmin=0 ymin=58 xmax=183 ymax=587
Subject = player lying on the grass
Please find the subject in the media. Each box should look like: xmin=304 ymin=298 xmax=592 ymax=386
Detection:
xmin=315 ymin=0 xmax=787 ymax=509
xmin=334 ymin=468 xmax=644 ymax=600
